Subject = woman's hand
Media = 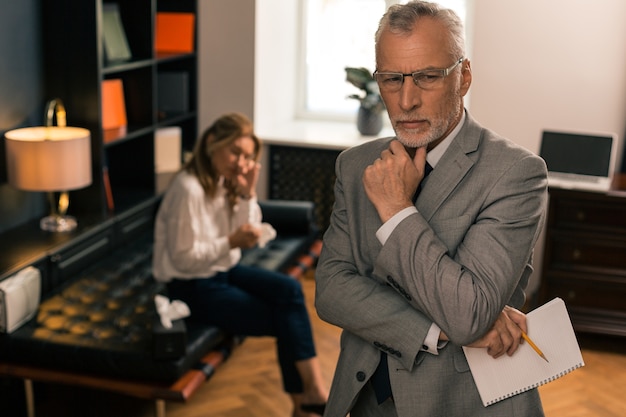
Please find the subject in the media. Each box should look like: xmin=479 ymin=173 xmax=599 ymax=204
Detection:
xmin=228 ymin=223 xmax=261 ymax=249
xmin=236 ymin=161 xmax=260 ymax=199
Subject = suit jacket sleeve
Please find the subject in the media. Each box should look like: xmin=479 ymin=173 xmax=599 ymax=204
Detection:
xmin=316 ymin=141 xmax=434 ymax=372
xmin=373 ymin=130 xmax=548 ymax=346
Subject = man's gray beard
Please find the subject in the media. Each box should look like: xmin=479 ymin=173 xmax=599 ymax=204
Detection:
xmin=393 ymin=94 xmax=463 ymax=149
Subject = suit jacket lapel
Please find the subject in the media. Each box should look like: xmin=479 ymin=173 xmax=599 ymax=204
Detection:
xmin=416 ymin=114 xmax=482 ymax=221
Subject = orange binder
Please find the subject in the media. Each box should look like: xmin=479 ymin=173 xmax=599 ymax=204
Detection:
xmin=155 ymin=12 xmax=195 ymax=53
xmin=101 ymin=79 xmax=127 ymax=131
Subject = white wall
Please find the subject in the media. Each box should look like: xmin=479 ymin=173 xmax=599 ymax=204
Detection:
xmin=469 ymin=0 xmax=626 ymax=296
xmin=254 ymin=0 xmax=300 ymax=132
xmin=470 ymin=0 xmax=626 ymax=155
xmin=198 ymin=0 xmax=256 ymax=131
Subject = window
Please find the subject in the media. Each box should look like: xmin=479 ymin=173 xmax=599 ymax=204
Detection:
xmin=299 ymin=0 xmax=468 ymax=121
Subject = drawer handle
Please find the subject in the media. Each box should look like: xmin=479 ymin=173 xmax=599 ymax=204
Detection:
xmin=575 ymin=210 xmax=586 ymax=221
xmin=572 ymin=249 xmax=581 ymax=260
xmin=55 ymin=238 xmax=110 ymax=270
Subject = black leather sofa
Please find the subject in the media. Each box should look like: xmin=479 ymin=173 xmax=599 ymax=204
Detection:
xmin=0 ymin=199 xmax=320 ymax=385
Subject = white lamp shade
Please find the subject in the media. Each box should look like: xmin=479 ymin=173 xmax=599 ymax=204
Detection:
xmin=5 ymin=126 xmax=92 ymax=192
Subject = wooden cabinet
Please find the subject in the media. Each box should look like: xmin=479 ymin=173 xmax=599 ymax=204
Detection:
xmin=539 ymin=176 xmax=626 ymax=337
xmin=41 ymin=0 xmax=198 ymax=217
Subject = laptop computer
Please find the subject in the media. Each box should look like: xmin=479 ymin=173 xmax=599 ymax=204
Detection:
xmin=539 ymin=130 xmax=620 ymax=193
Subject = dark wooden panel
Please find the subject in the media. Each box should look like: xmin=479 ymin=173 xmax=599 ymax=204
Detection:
xmin=540 ymin=177 xmax=626 ymax=336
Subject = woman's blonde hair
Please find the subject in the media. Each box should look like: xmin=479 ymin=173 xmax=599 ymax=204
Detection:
xmin=183 ymin=112 xmax=261 ymax=206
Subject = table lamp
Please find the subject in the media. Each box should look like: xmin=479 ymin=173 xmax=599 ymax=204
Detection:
xmin=4 ymin=99 xmax=92 ymax=232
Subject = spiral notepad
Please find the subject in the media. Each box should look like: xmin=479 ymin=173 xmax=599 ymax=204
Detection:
xmin=463 ymin=297 xmax=584 ymax=406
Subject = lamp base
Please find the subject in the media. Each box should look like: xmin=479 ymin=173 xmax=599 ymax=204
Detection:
xmin=40 ymin=215 xmax=78 ymax=232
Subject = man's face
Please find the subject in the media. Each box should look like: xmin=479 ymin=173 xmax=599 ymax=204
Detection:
xmin=375 ymin=17 xmax=471 ymax=149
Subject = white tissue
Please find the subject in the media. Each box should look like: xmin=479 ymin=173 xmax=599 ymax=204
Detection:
xmin=258 ymin=222 xmax=277 ymax=248
xmin=154 ymin=294 xmax=190 ymax=329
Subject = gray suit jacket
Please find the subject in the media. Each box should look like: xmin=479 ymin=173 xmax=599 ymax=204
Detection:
xmin=315 ymin=112 xmax=548 ymax=417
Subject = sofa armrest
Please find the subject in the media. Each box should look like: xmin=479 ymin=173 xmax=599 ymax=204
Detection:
xmin=240 ymin=200 xmax=320 ymax=274
xmin=259 ymin=200 xmax=318 ymax=237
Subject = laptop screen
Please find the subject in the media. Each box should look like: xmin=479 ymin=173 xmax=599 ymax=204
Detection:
xmin=540 ymin=130 xmax=615 ymax=177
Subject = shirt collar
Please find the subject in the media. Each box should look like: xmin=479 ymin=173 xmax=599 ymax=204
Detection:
xmin=426 ymin=109 xmax=466 ymax=168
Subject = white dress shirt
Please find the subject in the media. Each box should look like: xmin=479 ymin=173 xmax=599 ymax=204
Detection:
xmin=152 ymin=171 xmax=261 ymax=282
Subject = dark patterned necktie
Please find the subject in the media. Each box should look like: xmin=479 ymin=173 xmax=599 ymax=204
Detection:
xmin=371 ymin=161 xmax=433 ymax=404
xmin=413 ymin=162 xmax=433 ymax=203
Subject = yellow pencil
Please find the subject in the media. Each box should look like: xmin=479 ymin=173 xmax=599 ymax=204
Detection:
xmin=521 ymin=330 xmax=549 ymax=362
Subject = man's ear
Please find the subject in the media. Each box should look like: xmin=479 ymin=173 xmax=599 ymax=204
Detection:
xmin=460 ymin=59 xmax=472 ymax=95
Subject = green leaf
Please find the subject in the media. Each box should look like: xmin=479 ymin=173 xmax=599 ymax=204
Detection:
xmin=345 ymin=67 xmax=373 ymax=90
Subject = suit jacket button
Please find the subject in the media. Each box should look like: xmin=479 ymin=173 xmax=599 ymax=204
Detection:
xmin=356 ymin=371 xmax=366 ymax=382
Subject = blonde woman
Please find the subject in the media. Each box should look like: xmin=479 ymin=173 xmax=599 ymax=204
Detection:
xmin=153 ymin=113 xmax=327 ymax=416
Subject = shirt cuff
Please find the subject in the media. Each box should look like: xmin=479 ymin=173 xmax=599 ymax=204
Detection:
xmin=376 ymin=206 xmax=418 ymax=245
xmin=421 ymin=322 xmax=443 ymax=355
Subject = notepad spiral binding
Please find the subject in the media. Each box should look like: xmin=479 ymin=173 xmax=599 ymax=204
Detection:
xmin=485 ymin=362 xmax=585 ymax=406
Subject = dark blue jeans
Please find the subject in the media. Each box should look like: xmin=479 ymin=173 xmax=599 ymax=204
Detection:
xmin=166 ymin=264 xmax=316 ymax=393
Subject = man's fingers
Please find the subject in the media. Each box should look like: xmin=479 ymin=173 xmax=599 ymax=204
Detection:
xmin=388 ymin=140 xmax=408 ymax=155
xmin=504 ymin=305 xmax=528 ymax=333
xmin=502 ymin=306 xmax=525 ymax=356
xmin=412 ymin=146 xmax=427 ymax=165
xmin=485 ymin=329 xmax=504 ymax=358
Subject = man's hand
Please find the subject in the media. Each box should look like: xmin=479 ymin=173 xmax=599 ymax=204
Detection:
xmin=465 ymin=306 xmax=528 ymax=358
xmin=362 ymin=141 xmax=428 ymax=222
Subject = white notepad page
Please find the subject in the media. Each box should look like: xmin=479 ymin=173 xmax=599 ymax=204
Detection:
xmin=463 ymin=297 xmax=585 ymax=406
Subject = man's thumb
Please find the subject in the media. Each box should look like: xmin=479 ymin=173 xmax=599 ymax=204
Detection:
xmin=413 ymin=146 xmax=428 ymax=169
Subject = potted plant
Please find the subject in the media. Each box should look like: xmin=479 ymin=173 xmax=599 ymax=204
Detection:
xmin=345 ymin=67 xmax=385 ymax=136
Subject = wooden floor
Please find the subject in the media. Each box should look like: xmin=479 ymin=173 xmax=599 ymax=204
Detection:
xmin=6 ymin=273 xmax=626 ymax=417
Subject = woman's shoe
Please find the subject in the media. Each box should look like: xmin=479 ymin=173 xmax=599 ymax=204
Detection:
xmin=301 ymin=403 xmax=326 ymax=415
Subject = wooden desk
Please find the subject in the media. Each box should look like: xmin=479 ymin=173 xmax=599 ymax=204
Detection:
xmin=539 ymin=173 xmax=626 ymax=337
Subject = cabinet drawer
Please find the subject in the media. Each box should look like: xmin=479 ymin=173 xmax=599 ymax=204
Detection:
xmin=552 ymin=196 xmax=626 ymax=232
xmin=548 ymin=232 xmax=626 ymax=274
xmin=49 ymin=228 xmax=114 ymax=289
xmin=543 ymin=273 xmax=626 ymax=313
xmin=115 ymin=201 xmax=156 ymax=245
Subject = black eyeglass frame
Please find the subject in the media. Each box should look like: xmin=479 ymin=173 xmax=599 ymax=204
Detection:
xmin=373 ymin=57 xmax=464 ymax=91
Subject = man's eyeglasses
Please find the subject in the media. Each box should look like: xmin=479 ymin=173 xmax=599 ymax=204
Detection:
xmin=373 ymin=57 xmax=464 ymax=92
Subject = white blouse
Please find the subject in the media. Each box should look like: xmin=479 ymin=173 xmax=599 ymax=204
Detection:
xmin=152 ymin=171 xmax=261 ymax=282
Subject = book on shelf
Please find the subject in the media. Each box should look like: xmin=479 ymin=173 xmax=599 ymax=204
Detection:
xmin=101 ymin=78 xmax=128 ymax=142
xmin=155 ymin=12 xmax=195 ymax=53
xmin=102 ymin=3 xmax=132 ymax=63
xmin=102 ymin=165 xmax=115 ymax=212
xmin=157 ymin=72 xmax=190 ymax=116
xmin=463 ymin=297 xmax=585 ymax=407
xmin=155 ymin=126 xmax=182 ymax=174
